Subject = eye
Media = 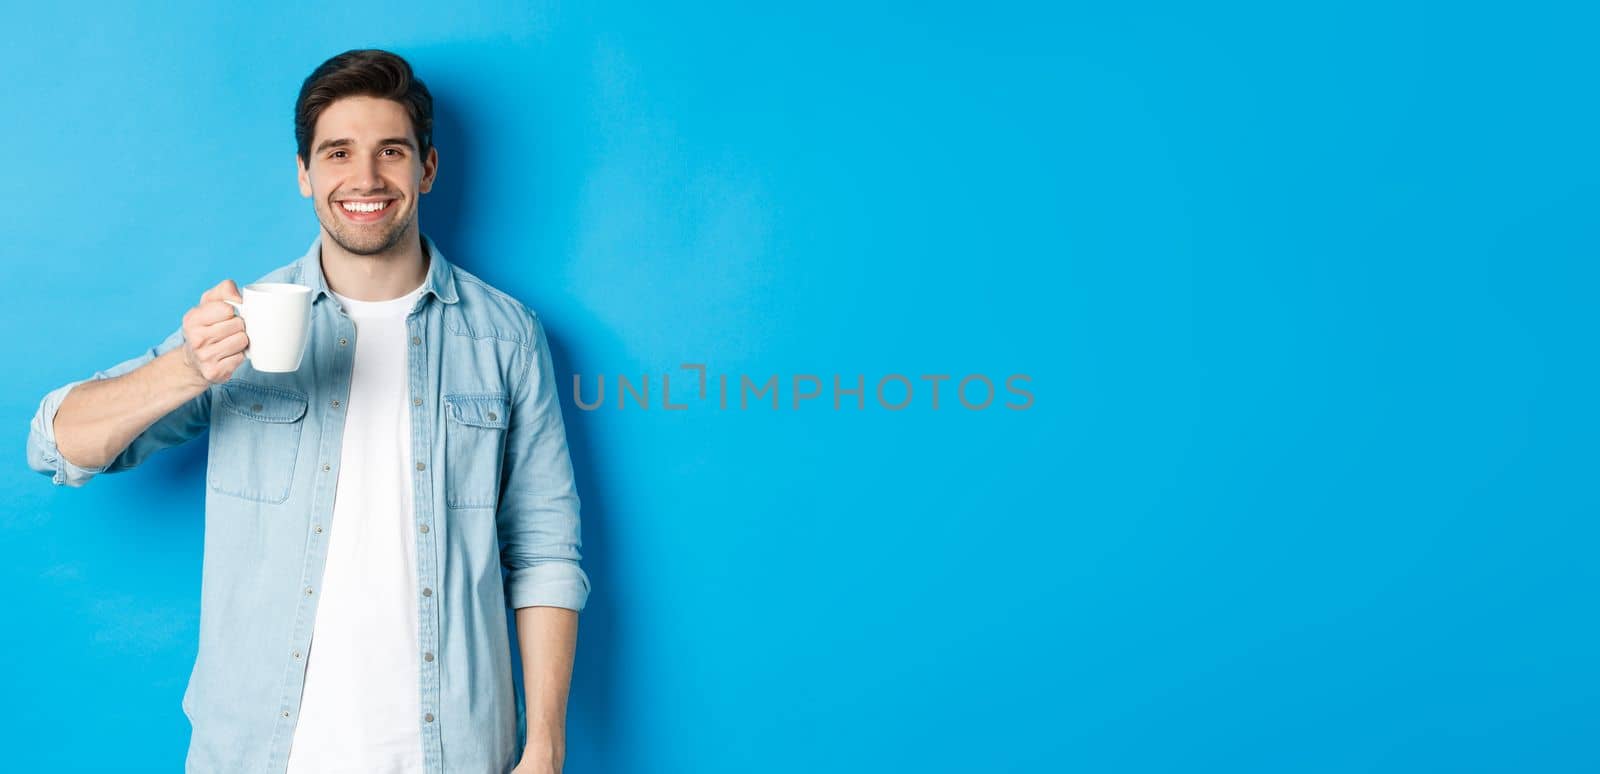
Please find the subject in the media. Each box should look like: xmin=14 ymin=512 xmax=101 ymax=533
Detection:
xmin=329 ymin=150 xmax=347 ymax=159
xmin=382 ymin=148 xmax=404 ymax=157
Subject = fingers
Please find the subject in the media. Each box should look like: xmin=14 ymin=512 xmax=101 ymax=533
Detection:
xmin=188 ymin=300 xmax=238 ymax=327
xmin=182 ymin=280 xmax=252 ymax=384
xmin=183 ymin=309 xmax=244 ymax=348
xmin=194 ymin=326 xmax=248 ymax=361
xmin=200 ymin=349 xmax=247 ymax=386
xmin=200 ymin=279 xmax=242 ymax=304
xmin=185 ymin=327 xmax=249 ymax=385
xmin=193 ymin=280 xmax=242 ymax=326
xmin=197 ymin=329 xmax=249 ymax=361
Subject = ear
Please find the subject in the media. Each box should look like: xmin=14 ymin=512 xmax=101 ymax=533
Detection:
xmin=296 ymin=153 xmax=312 ymax=198
xmin=419 ymin=146 xmax=438 ymax=194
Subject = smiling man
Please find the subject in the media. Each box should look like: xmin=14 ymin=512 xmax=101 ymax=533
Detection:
xmin=25 ymin=49 xmax=588 ymax=774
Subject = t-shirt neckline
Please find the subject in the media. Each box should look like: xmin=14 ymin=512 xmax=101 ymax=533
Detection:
xmin=331 ymin=277 xmax=428 ymax=319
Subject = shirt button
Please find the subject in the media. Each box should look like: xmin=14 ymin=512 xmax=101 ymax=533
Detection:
xmin=314 ymin=524 xmax=324 ymax=534
xmin=413 ymin=398 xmax=423 ymax=406
xmin=416 ymin=462 xmax=426 ymax=471
xmin=487 ymin=412 xmax=497 ymax=421
xmin=292 ymin=650 xmax=302 ymax=660
xmin=424 ymin=651 xmax=434 ymax=662
xmin=282 ymin=710 xmax=291 ymax=718
xmin=321 ymin=463 xmax=331 ymax=472
xmin=424 ymin=713 xmax=434 ymax=723
xmin=419 ymin=524 xmax=429 ymax=533
xmin=422 ymin=587 xmax=432 ymax=597
xmin=412 ymin=336 xmax=422 ymax=345
xmin=338 ymin=337 xmax=348 ymax=346
xmin=304 ymin=586 xmax=314 ymax=596
xmin=331 ymin=399 xmax=341 ymax=408
xmin=251 ymin=403 xmax=263 ymax=412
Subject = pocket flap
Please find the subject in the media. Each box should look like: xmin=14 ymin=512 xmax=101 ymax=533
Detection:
xmin=219 ymin=381 xmax=309 ymax=423
xmin=445 ymin=393 xmax=510 ymax=429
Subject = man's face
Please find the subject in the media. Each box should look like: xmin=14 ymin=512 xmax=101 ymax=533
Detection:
xmin=297 ymin=95 xmax=437 ymax=256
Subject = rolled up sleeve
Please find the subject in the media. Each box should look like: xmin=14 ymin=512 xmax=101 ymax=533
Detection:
xmin=497 ymin=312 xmax=591 ymax=612
xmin=27 ymin=377 xmax=112 ymax=487
xmin=25 ymin=326 xmax=209 ymax=488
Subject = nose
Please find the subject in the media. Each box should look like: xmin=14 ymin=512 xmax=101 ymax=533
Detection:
xmin=352 ymin=154 xmax=382 ymax=192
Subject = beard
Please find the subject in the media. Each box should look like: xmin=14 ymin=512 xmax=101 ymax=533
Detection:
xmin=318 ymin=199 xmax=413 ymax=256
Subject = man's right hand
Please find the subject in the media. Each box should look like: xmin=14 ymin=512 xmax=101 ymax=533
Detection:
xmin=181 ymin=280 xmax=250 ymax=386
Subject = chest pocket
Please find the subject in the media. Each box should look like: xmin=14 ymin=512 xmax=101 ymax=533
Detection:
xmin=208 ymin=381 xmax=309 ymax=504
xmin=443 ymin=392 xmax=510 ymax=509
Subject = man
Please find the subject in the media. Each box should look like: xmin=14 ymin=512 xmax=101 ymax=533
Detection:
xmin=25 ymin=49 xmax=588 ymax=774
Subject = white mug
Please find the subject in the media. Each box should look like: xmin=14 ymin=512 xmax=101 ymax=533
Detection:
xmin=222 ymin=283 xmax=313 ymax=373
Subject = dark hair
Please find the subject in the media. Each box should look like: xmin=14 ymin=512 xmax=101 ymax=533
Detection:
xmin=295 ymin=49 xmax=433 ymax=166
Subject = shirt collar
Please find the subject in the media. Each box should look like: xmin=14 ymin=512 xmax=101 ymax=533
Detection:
xmin=297 ymin=231 xmax=460 ymax=306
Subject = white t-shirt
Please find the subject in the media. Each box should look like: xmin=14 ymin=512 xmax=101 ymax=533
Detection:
xmin=287 ymin=278 xmax=428 ymax=774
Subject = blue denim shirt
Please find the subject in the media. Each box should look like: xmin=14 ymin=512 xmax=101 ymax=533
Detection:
xmin=25 ymin=233 xmax=590 ymax=773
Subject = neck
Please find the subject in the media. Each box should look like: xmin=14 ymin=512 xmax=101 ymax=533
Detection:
xmin=319 ymin=225 xmax=428 ymax=301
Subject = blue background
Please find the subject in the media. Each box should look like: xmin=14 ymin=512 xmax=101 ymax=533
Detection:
xmin=4 ymin=1 xmax=1596 ymax=771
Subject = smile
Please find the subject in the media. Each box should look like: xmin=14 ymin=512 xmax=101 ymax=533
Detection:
xmin=337 ymin=198 xmax=395 ymax=222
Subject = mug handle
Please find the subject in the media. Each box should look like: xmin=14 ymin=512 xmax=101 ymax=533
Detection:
xmin=220 ymin=298 xmax=250 ymax=361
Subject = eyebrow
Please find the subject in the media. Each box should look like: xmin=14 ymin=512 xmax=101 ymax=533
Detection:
xmin=314 ymin=136 xmax=418 ymax=154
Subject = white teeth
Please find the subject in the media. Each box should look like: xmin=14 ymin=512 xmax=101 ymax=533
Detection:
xmin=341 ymin=200 xmax=389 ymax=213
